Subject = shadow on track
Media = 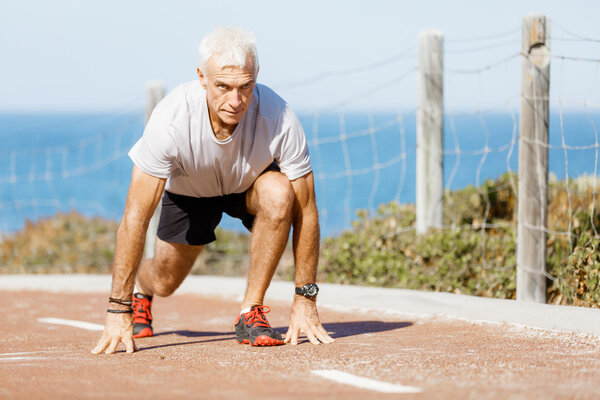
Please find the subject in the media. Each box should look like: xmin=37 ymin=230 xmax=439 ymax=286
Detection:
xmin=134 ymin=337 xmax=232 ymax=352
xmin=322 ymin=321 xmax=413 ymax=339
xmin=133 ymin=321 xmax=412 ymax=351
xmin=153 ymin=321 xmax=413 ymax=340
xmin=153 ymin=330 xmax=233 ymax=338
xmin=131 ymin=330 xmax=235 ymax=352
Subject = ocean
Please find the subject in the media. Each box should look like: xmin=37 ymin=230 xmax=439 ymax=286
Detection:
xmin=1 ymin=111 xmax=599 ymax=236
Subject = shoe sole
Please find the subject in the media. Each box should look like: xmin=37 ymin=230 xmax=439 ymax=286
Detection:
xmin=236 ymin=335 xmax=284 ymax=346
xmin=133 ymin=327 xmax=153 ymax=338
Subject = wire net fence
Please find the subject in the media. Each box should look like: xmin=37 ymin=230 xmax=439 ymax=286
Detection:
xmin=1 ymin=18 xmax=599 ymax=304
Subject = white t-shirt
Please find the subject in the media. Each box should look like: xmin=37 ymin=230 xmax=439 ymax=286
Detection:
xmin=128 ymin=81 xmax=312 ymax=197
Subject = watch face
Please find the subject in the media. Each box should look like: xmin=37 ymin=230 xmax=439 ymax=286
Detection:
xmin=305 ymin=284 xmax=318 ymax=297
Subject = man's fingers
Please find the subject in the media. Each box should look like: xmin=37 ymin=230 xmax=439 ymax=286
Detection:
xmin=124 ymin=337 xmax=137 ymax=353
xmin=105 ymin=338 xmax=120 ymax=354
xmin=323 ymin=335 xmax=335 ymax=344
xmin=283 ymin=324 xmax=298 ymax=343
xmin=91 ymin=333 xmax=110 ymax=355
xmin=90 ymin=344 xmax=104 ymax=355
xmin=304 ymin=327 xmax=321 ymax=345
xmin=284 ymin=328 xmax=292 ymax=343
xmin=286 ymin=300 xmax=335 ymax=345
xmin=318 ymin=331 xmax=335 ymax=344
xmin=316 ymin=325 xmax=335 ymax=343
xmin=91 ymin=337 xmax=109 ymax=355
xmin=287 ymin=328 xmax=299 ymax=345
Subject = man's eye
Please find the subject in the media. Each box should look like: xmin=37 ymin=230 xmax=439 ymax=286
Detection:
xmin=241 ymin=83 xmax=250 ymax=89
xmin=218 ymin=84 xmax=228 ymax=89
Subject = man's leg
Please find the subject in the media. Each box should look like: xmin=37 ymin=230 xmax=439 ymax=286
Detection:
xmin=242 ymin=170 xmax=294 ymax=309
xmin=233 ymin=170 xmax=293 ymax=346
xmin=136 ymin=238 xmax=204 ymax=297
xmin=131 ymin=238 xmax=203 ymax=337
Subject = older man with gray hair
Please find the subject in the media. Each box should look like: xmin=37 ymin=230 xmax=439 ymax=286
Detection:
xmin=92 ymin=27 xmax=334 ymax=353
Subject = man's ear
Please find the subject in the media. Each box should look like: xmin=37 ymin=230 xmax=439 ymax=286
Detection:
xmin=197 ymin=67 xmax=207 ymax=90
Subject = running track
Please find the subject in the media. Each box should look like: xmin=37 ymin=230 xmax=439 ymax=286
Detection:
xmin=1 ymin=275 xmax=600 ymax=399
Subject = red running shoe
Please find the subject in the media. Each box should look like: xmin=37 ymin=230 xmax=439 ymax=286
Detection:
xmin=235 ymin=305 xmax=284 ymax=346
xmin=132 ymin=293 xmax=153 ymax=338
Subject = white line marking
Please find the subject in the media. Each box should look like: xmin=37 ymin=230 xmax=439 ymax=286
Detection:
xmin=0 ymin=357 xmax=42 ymax=361
xmin=311 ymin=370 xmax=423 ymax=394
xmin=38 ymin=318 xmax=104 ymax=331
xmin=0 ymin=352 xmax=41 ymax=357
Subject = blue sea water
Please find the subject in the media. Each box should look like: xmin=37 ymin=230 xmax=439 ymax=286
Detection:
xmin=1 ymin=111 xmax=599 ymax=236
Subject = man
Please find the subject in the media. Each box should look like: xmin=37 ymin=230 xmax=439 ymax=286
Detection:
xmin=92 ymin=27 xmax=334 ymax=354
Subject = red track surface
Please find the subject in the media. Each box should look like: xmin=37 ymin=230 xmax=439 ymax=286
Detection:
xmin=2 ymin=290 xmax=600 ymax=399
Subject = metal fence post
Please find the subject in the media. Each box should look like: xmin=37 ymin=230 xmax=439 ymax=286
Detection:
xmin=517 ymin=15 xmax=551 ymax=302
xmin=416 ymin=30 xmax=444 ymax=234
xmin=143 ymin=81 xmax=165 ymax=260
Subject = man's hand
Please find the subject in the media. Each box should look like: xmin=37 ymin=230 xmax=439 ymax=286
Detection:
xmin=91 ymin=313 xmax=137 ymax=354
xmin=284 ymin=297 xmax=334 ymax=345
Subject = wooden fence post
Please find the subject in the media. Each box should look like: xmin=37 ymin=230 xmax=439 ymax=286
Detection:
xmin=416 ymin=30 xmax=444 ymax=234
xmin=143 ymin=81 xmax=165 ymax=260
xmin=517 ymin=15 xmax=551 ymax=302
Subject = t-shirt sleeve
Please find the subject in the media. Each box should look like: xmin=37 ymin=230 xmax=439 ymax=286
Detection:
xmin=274 ymin=106 xmax=312 ymax=180
xmin=128 ymin=106 xmax=177 ymax=179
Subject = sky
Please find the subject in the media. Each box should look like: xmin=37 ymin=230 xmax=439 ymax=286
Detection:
xmin=1 ymin=0 xmax=599 ymax=113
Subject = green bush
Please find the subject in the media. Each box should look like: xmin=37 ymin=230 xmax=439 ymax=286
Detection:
xmin=321 ymin=173 xmax=600 ymax=307
xmin=0 ymin=212 xmax=118 ymax=274
xmin=321 ymin=202 xmax=517 ymax=299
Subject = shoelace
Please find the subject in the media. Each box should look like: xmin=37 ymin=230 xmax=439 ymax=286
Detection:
xmin=243 ymin=306 xmax=271 ymax=328
xmin=133 ymin=297 xmax=152 ymax=321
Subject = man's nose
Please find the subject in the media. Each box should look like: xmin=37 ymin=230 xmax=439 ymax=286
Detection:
xmin=229 ymin=89 xmax=242 ymax=109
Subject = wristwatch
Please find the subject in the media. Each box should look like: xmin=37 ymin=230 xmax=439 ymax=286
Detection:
xmin=295 ymin=283 xmax=319 ymax=299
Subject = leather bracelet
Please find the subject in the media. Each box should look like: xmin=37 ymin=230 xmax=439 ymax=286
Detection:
xmin=107 ymin=308 xmax=133 ymax=314
xmin=109 ymin=297 xmax=133 ymax=306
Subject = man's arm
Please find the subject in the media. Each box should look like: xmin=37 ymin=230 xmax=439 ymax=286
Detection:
xmin=91 ymin=166 xmax=166 ymax=354
xmin=284 ymin=171 xmax=334 ymax=345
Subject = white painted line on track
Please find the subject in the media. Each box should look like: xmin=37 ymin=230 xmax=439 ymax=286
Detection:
xmin=0 ymin=352 xmax=42 ymax=357
xmin=0 ymin=357 xmax=42 ymax=361
xmin=38 ymin=318 xmax=104 ymax=331
xmin=311 ymin=370 xmax=423 ymax=394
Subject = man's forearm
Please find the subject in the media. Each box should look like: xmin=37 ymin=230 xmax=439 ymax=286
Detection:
xmin=286 ymin=203 xmax=335 ymax=345
xmin=292 ymin=203 xmax=320 ymax=287
xmin=108 ymin=167 xmax=165 ymax=300
xmin=110 ymin=218 xmax=148 ymax=299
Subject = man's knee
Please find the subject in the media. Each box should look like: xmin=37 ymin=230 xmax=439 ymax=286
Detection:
xmin=148 ymin=241 xmax=201 ymax=297
xmin=151 ymin=278 xmax=179 ymax=297
xmin=255 ymin=173 xmax=294 ymax=223
xmin=150 ymin=266 xmax=187 ymax=297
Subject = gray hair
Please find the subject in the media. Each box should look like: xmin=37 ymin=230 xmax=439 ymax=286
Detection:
xmin=198 ymin=27 xmax=259 ymax=75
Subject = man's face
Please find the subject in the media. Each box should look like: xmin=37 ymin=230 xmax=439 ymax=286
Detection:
xmin=198 ymin=57 xmax=256 ymax=128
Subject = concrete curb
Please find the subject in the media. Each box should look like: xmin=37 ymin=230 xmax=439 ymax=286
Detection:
xmin=2 ymin=274 xmax=599 ymax=336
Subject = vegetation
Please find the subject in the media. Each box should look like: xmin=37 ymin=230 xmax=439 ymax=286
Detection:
xmin=320 ymin=173 xmax=600 ymax=307
xmin=0 ymin=211 xmax=293 ymax=279
xmin=0 ymin=213 xmax=119 ymax=274
xmin=1 ymin=173 xmax=599 ymax=307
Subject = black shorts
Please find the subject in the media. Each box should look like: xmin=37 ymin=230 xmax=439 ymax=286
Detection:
xmin=157 ymin=190 xmax=255 ymax=246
